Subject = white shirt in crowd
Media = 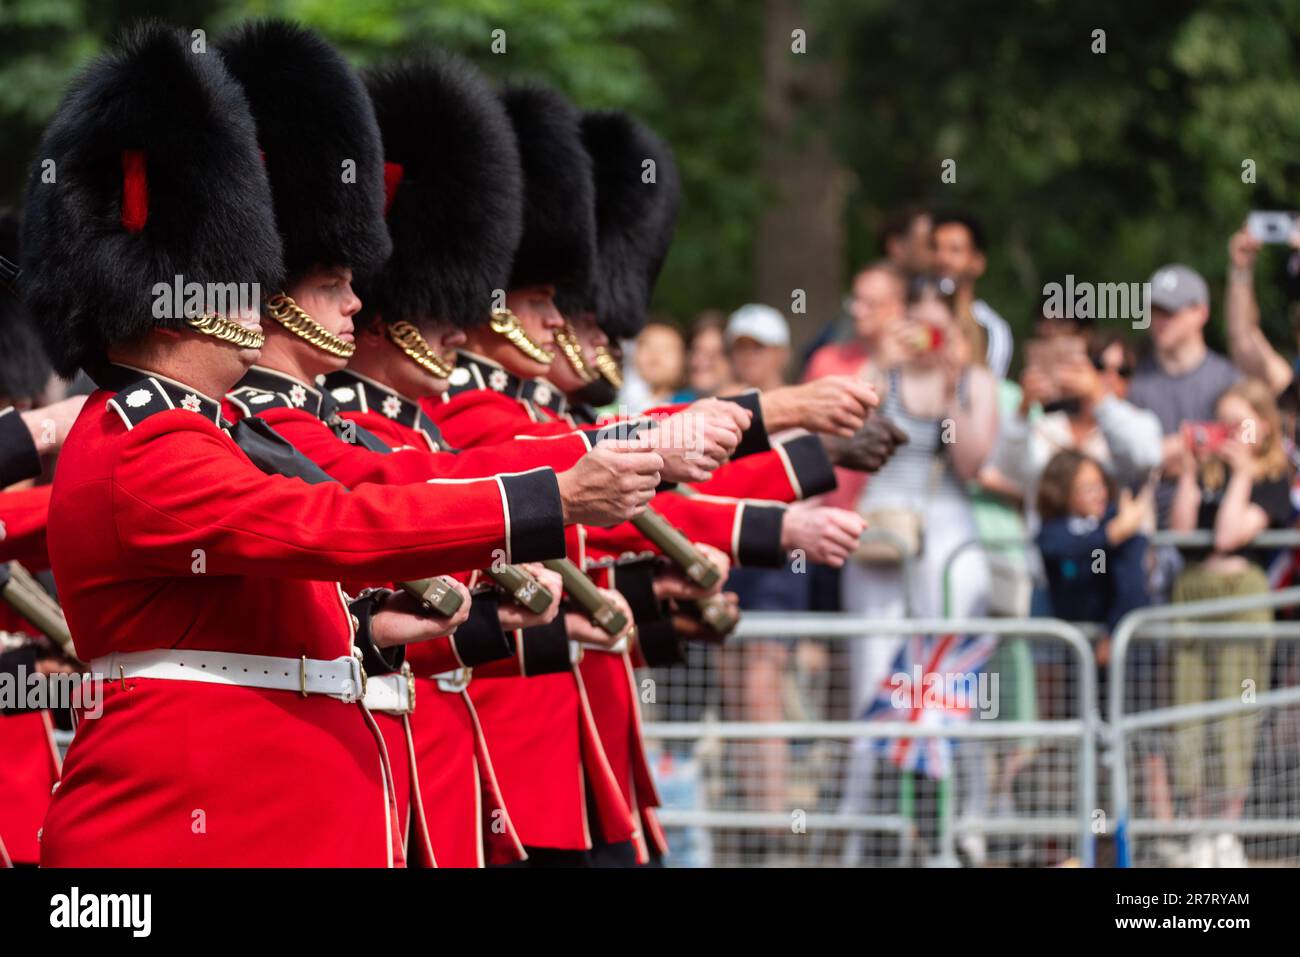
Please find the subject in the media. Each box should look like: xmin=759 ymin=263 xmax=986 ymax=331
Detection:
xmin=972 ymin=299 xmax=1014 ymax=380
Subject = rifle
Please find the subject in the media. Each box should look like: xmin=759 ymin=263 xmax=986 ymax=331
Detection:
xmin=403 ymin=562 xmax=557 ymax=618
xmin=399 ymin=575 xmax=467 ymax=617
xmin=628 ymin=510 xmax=739 ymax=634
xmin=0 ymin=562 xmax=79 ymax=661
xmin=542 ymin=558 xmax=628 ymax=637
xmin=486 ymin=564 xmax=554 ymax=614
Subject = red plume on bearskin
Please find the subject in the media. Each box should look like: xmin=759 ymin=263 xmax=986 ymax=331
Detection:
xmin=20 ymin=20 xmax=283 ymax=378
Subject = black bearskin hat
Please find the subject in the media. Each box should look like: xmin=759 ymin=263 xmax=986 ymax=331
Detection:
xmin=20 ymin=21 xmax=283 ymax=378
xmin=360 ymin=54 xmax=523 ymax=329
xmin=501 ymin=85 xmax=596 ymax=304
xmin=219 ymin=20 xmax=391 ymax=284
xmin=581 ymin=111 xmax=680 ymax=340
xmin=0 ymin=210 xmax=52 ymax=402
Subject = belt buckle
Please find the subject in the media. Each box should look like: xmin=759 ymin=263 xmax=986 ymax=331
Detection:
xmin=435 ymin=667 xmax=470 ymax=693
xmin=401 ymin=661 xmax=416 ymax=713
xmin=346 ymin=648 xmax=367 ymax=703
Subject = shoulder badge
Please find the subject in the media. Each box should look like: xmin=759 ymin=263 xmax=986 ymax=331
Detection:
xmin=108 ymin=377 xmax=224 ymax=430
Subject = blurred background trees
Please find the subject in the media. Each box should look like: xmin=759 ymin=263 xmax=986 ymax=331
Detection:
xmin=3 ymin=0 xmax=1299 ymax=352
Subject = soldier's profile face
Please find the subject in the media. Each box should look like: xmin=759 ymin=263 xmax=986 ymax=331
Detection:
xmin=510 ymin=286 xmax=563 ymax=346
xmin=572 ymin=313 xmax=608 ymax=354
xmin=545 ymin=316 xmax=589 ymax=394
xmin=490 ymin=287 xmax=560 ymax=379
xmin=286 ymin=266 xmax=360 ymax=372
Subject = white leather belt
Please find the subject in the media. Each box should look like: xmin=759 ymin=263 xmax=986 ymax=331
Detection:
xmin=433 ymin=667 xmax=471 ymax=694
xmin=91 ymin=648 xmax=367 ymax=703
xmin=363 ymin=665 xmax=416 ymax=714
xmin=582 ymin=635 xmax=629 ymax=655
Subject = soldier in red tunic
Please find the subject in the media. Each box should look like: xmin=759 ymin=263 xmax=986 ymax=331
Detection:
xmin=0 ymin=208 xmax=90 ymax=868
xmin=21 ymin=23 xmax=575 ymax=867
xmin=213 ymin=26 xmax=667 ymax=867
xmin=432 ymin=91 xmax=898 ymax=863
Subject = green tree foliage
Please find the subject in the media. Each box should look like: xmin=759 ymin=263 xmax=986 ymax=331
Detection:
xmin=817 ymin=0 xmax=1300 ymax=349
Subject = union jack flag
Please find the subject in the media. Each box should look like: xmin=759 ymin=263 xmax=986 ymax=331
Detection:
xmin=859 ymin=632 xmax=999 ymax=779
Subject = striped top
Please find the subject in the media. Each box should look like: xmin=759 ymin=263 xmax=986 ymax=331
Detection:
xmin=858 ymin=369 xmax=967 ymax=510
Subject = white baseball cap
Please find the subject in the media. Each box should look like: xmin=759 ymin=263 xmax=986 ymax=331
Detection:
xmin=725 ymin=304 xmax=790 ymax=348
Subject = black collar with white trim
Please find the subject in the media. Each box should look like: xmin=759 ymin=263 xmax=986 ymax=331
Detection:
xmin=99 ymin=363 xmax=226 ymax=430
xmin=230 ymin=366 xmax=328 ymax=420
xmin=445 ymin=351 xmax=568 ymax=418
xmin=565 ymin=401 xmax=598 ymax=427
xmin=321 ymin=369 xmax=450 ymax=452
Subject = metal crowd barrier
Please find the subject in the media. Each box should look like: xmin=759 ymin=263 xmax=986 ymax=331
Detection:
xmin=1108 ymin=586 xmax=1300 ymax=867
xmin=641 ymin=612 xmax=1097 ymax=867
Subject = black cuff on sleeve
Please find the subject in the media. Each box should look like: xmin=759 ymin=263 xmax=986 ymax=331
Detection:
xmin=580 ymin=418 xmax=651 ymax=448
xmin=518 ymin=614 xmax=572 ymax=676
xmin=1 ymin=644 xmax=39 ymax=715
xmin=611 ymin=557 xmax=663 ymax=624
xmin=612 ymin=558 xmax=685 ymax=665
xmin=737 ymin=503 xmax=787 ymax=568
xmin=0 ymin=408 xmax=42 ymax=487
xmin=723 ymin=391 xmax=771 ymax=460
xmin=779 ymin=432 xmax=837 ymax=499
xmin=450 ymin=589 xmax=514 ymax=666
xmin=638 ymin=618 xmax=686 ymax=667
xmin=500 ymin=468 xmax=568 ymax=564
xmin=350 ymin=591 xmax=405 ymax=676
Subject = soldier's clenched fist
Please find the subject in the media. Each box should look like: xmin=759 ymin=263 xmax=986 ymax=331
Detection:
xmin=557 ymin=442 xmax=664 ymax=527
xmin=824 ymin=414 xmax=910 ymax=473
xmin=565 ymin=588 xmax=636 ymax=650
xmin=496 ymin=563 xmax=564 ymax=631
xmin=370 ymin=582 xmax=474 ymax=647
xmin=640 ymin=407 xmax=744 ymax=484
xmin=780 ymin=503 xmax=865 ymax=568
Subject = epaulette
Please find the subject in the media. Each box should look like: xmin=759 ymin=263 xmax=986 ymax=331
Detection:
xmin=107 ymin=376 xmax=225 ymax=431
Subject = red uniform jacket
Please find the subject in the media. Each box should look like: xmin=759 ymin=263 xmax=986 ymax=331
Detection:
xmin=431 ymin=353 xmax=793 ymax=569
xmin=425 ymin=354 xmax=772 ymax=856
xmin=41 ymin=367 xmax=565 ymax=867
xmin=429 ymin=353 xmax=838 ymax=861
xmin=0 ymin=485 xmax=51 ymax=569
xmin=406 ymin=359 xmax=653 ymax=852
xmin=1 ymin=411 xmax=61 ymax=866
xmin=0 ymin=708 xmax=61 ymax=866
xmin=226 ymin=366 xmax=547 ymax=866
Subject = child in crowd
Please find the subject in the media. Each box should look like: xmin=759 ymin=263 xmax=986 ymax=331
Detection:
xmin=1036 ymin=449 xmax=1152 ymax=641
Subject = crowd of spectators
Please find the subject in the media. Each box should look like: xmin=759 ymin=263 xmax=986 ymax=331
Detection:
xmin=625 ymin=207 xmax=1300 ymax=866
